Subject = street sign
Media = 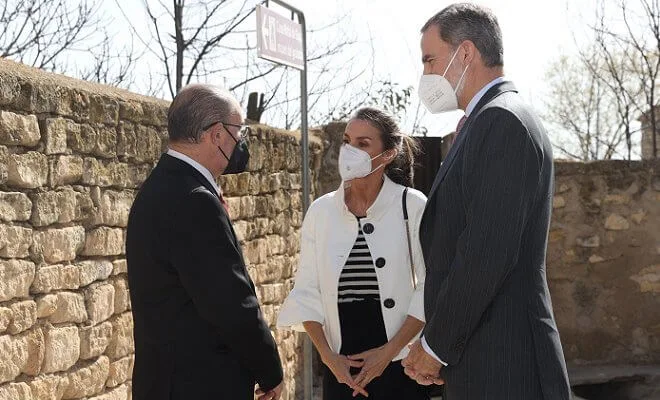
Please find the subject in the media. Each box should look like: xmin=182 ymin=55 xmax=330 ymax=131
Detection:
xmin=256 ymin=4 xmax=304 ymax=70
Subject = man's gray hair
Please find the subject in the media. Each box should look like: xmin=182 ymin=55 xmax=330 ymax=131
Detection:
xmin=167 ymin=84 xmax=243 ymax=143
xmin=421 ymin=3 xmax=504 ymax=68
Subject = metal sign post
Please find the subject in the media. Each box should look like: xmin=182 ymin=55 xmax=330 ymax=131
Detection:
xmin=257 ymin=2 xmax=312 ymax=399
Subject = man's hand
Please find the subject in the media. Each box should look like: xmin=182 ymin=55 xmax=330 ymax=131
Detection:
xmin=401 ymin=339 xmax=444 ymax=386
xmin=348 ymin=343 xmax=398 ymax=396
xmin=255 ymin=381 xmax=284 ymax=400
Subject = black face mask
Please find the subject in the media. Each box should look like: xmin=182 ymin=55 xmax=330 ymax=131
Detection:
xmin=219 ymin=134 xmax=250 ymax=175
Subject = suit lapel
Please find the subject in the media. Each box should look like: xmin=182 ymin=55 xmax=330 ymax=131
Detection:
xmin=426 ymin=81 xmax=518 ymax=200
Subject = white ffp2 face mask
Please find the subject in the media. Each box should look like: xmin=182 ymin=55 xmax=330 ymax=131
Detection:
xmin=338 ymin=144 xmax=386 ymax=181
xmin=418 ymin=48 xmax=469 ymax=114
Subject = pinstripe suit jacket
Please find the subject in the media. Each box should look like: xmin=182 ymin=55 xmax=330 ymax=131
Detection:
xmin=419 ymin=82 xmax=571 ymax=400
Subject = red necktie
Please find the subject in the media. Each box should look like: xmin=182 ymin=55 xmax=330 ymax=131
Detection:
xmin=217 ymin=190 xmax=230 ymax=216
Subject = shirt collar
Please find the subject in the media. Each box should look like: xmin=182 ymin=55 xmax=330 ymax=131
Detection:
xmin=166 ymin=148 xmax=220 ymax=196
xmin=465 ymin=76 xmax=506 ymax=116
xmin=335 ymin=175 xmax=399 ymax=221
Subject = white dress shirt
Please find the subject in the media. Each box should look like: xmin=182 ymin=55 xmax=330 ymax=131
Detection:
xmin=421 ymin=76 xmax=507 ymax=366
xmin=166 ymin=148 xmax=220 ymax=196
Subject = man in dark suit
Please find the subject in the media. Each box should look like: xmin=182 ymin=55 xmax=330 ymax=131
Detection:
xmin=402 ymin=4 xmax=571 ymax=399
xmin=126 ymin=84 xmax=283 ymax=400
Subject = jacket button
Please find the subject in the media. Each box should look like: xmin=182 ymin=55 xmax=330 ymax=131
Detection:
xmin=362 ymin=223 xmax=374 ymax=234
xmin=384 ymin=298 xmax=395 ymax=309
xmin=375 ymin=257 xmax=386 ymax=268
xmin=454 ymin=337 xmax=466 ymax=351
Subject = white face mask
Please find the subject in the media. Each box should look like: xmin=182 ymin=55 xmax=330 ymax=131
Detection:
xmin=338 ymin=144 xmax=386 ymax=181
xmin=418 ymin=47 xmax=469 ymax=114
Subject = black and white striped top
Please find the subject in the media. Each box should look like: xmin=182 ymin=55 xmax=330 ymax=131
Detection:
xmin=337 ymin=218 xmax=380 ymax=304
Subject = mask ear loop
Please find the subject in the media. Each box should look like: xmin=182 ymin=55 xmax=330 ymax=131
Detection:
xmin=454 ymin=63 xmax=470 ymax=95
xmin=442 ymin=47 xmax=461 ymax=77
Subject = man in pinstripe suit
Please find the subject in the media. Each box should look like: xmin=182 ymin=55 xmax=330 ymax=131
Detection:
xmin=402 ymin=4 xmax=571 ymax=399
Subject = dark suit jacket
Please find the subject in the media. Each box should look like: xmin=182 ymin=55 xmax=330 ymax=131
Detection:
xmin=420 ymin=82 xmax=571 ymax=400
xmin=126 ymin=154 xmax=283 ymax=400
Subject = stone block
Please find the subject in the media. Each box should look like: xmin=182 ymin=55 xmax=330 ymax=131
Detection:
xmin=79 ymin=321 xmax=113 ymax=360
xmin=62 ymin=355 xmax=110 ymax=399
xmin=0 ymin=74 xmax=21 ymax=106
xmin=0 ymin=328 xmax=44 ymax=383
xmin=118 ymin=101 xmax=144 ymax=123
xmin=82 ymin=158 xmax=129 ymax=187
xmin=82 ymin=227 xmax=124 ymax=256
xmin=0 ymin=225 xmax=32 ymax=258
xmin=35 ymin=294 xmax=58 ymax=318
xmin=576 ymin=235 xmax=600 ymax=248
xmin=552 ymin=195 xmax=566 ymax=209
xmin=42 ymin=118 xmax=70 ymax=154
xmin=43 ymin=326 xmax=80 ymax=374
xmin=105 ymin=313 xmax=134 ymax=359
xmin=6 ymin=152 xmax=48 ymax=189
xmin=140 ymin=101 xmax=168 ymax=127
xmin=0 ymin=146 xmax=7 ymax=185
xmin=31 ymin=263 xmax=80 ymax=293
xmin=605 ymin=214 xmax=630 ymax=231
xmin=631 ymin=210 xmax=647 ymax=225
xmin=106 ymin=355 xmax=133 ymax=387
xmin=78 ymin=260 xmax=113 ymax=287
xmin=49 ymin=155 xmax=83 ymax=187
xmin=89 ymin=384 xmax=129 ymax=400
xmin=0 ymin=110 xmax=40 ymax=146
xmin=27 ymin=374 xmax=69 ymax=400
xmin=0 ymin=192 xmax=32 ymax=222
xmin=68 ymin=123 xmax=94 ymax=154
xmin=112 ymin=260 xmax=127 ymax=276
xmin=90 ymin=190 xmax=134 ymax=227
xmin=89 ymin=95 xmax=119 ymax=125
xmin=112 ymin=277 xmax=130 ymax=315
xmin=604 ymin=194 xmax=631 ymax=205
xmin=50 ymin=292 xmax=87 ymax=324
xmin=85 ymin=283 xmax=115 ymax=325
xmin=118 ymin=123 xmax=161 ymax=163
xmin=0 ymin=382 xmax=32 ymax=400
xmin=630 ymin=264 xmax=660 ymax=293
xmin=33 ymin=227 xmax=85 ymax=263
xmin=30 ymin=189 xmax=94 ymax=226
xmin=0 ymin=110 xmax=41 ymax=147
xmin=127 ymin=164 xmax=152 ymax=189
xmin=0 ymin=309 xmax=10 ymax=333
xmin=7 ymin=300 xmax=37 ymax=334
xmin=0 ymin=260 xmax=35 ymax=302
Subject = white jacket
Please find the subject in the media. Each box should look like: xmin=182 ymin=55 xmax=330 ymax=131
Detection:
xmin=277 ymin=176 xmax=427 ymax=361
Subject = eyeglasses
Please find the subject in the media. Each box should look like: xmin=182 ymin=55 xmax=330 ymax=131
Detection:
xmin=202 ymin=121 xmax=251 ymax=140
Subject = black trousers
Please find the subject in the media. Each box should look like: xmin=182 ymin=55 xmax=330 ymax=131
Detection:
xmin=323 ymin=299 xmax=429 ymax=400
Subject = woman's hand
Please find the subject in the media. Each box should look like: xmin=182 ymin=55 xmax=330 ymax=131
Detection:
xmin=348 ymin=343 xmax=398 ymax=396
xmin=322 ymin=352 xmax=369 ymax=397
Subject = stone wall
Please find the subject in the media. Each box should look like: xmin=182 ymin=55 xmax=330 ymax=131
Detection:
xmin=0 ymin=58 xmax=321 ymax=400
xmin=549 ymin=160 xmax=660 ymax=367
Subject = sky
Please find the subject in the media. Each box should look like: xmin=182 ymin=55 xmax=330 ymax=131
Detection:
xmin=104 ymin=0 xmax=626 ymax=148
xmin=257 ymin=0 xmax=595 ymax=136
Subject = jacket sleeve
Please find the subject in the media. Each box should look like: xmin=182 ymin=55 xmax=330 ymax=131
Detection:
xmin=170 ymin=188 xmax=283 ymax=392
xmin=423 ymin=108 xmax=542 ymax=365
xmin=407 ymin=190 xmax=427 ymax=323
xmin=277 ymin=202 xmax=325 ymax=331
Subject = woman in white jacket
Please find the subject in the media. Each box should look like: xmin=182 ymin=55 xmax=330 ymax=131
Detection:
xmin=277 ymin=107 xmax=429 ymax=399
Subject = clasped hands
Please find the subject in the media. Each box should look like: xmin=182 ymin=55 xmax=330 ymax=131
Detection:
xmin=401 ymin=339 xmax=445 ymax=386
xmin=323 ymin=343 xmax=399 ymax=397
